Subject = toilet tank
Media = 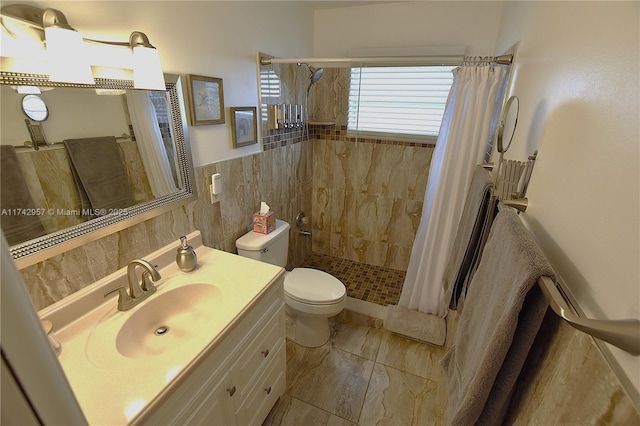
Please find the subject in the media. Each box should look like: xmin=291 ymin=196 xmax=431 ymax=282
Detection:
xmin=235 ymin=219 xmax=290 ymax=267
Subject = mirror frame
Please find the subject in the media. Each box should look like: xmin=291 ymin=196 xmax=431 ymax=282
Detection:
xmin=0 ymin=72 xmax=197 ymax=269
xmin=496 ymin=95 xmax=519 ymax=154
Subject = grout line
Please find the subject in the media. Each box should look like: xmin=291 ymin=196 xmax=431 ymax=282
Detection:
xmin=289 ymin=395 xmax=353 ymax=424
xmin=301 ymin=252 xmax=405 ymax=306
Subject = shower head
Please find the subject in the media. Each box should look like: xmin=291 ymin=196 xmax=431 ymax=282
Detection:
xmin=307 ymin=66 xmax=324 ymax=95
xmin=309 ymin=67 xmax=324 ymax=85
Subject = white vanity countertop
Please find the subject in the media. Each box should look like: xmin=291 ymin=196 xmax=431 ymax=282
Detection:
xmin=39 ymin=231 xmax=284 ymax=425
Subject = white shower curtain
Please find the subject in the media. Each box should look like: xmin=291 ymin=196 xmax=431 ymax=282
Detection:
xmin=126 ymin=91 xmax=177 ymax=198
xmin=399 ymin=64 xmax=507 ymax=317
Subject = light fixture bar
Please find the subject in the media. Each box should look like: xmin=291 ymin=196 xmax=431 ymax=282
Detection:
xmin=1 ymin=4 xmax=165 ymax=90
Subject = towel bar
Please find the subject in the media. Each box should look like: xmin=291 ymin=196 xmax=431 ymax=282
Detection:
xmin=14 ymin=136 xmax=134 ymax=151
xmin=538 ymin=276 xmax=640 ymax=356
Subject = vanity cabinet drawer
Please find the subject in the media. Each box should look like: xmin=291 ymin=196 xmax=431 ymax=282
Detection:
xmin=137 ymin=278 xmax=284 ymax=426
xmin=179 ymin=371 xmax=235 ymax=426
xmin=231 ymin=303 xmax=285 ymax=402
xmin=235 ymin=340 xmax=286 ymax=426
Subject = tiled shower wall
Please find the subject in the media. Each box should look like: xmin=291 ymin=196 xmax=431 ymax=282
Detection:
xmin=309 ymin=67 xmax=434 ymax=271
xmin=19 ymin=138 xmax=313 ymax=310
xmin=311 ymin=129 xmax=433 ymax=271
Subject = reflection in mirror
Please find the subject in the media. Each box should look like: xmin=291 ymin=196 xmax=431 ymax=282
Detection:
xmin=0 ymin=73 xmax=196 ymax=267
xmin=21 ymin=94 xmax=48 ymax=121
xmin=497 ymin=95 xmax=519 ymax=153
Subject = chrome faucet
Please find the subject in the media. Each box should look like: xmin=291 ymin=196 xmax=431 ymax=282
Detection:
xmin=104 ymin=259 xmax=161 ymax=311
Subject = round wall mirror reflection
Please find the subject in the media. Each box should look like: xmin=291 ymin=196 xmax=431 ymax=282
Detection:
xmin=496 ymin=95 xmax=519 ymax=153
xmin=22 ymin=95 xmax=49 ymax=121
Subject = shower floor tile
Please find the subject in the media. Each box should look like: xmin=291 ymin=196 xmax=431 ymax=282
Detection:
xmin=300 ymin=252 xmax=405 ymax=306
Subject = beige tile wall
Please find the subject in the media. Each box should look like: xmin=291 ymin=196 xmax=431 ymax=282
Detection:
xmin=20 ymin=139 xmax=313 ymax=310
xmin=311 ymin=129 xmax=433 ymax=271
xmin=308 ymin=67 xmax=435 ymax=271
xmin=191 ymin=140 xmax=313 ymax=268
xmin=506 ymin=312 xmax=640 ymax=424
xmin=14 ymin=140 xmax=153 ymax=236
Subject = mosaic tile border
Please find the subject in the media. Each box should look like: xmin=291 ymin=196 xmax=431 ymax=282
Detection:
xmin=261 ymin=124 xmax=435 ymax=151
xmin=261 ymin=126 xmax=307 ymax=151
xmin=310 ymin=124 xmax=436 ymax=148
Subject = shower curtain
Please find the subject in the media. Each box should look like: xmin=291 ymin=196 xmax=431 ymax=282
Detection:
xmin=399 ymin=64 xmax=507 ymax=316
xmin=126 ymin=91 xmax=177 ymax=198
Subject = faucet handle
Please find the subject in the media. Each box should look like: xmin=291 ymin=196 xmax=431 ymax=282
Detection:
xmin=104 ymin=286 xmax=134 ymax=311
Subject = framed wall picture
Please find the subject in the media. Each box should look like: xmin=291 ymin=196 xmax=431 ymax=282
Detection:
xmin=230 ymin=107 xmax=258 ymax=148
xmin=186 ymin=74 xmax=225 ymax=125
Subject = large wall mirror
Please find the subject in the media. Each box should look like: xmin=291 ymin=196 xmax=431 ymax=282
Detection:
xmin=0 ymin=73 xmax=196 ymax=268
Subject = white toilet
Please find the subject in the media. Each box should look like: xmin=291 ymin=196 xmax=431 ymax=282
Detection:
xmin=236 ymin=219 xmax=346 ymax=347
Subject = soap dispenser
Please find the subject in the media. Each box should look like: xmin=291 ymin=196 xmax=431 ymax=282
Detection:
xmin=176 ymin=236 xmax=197 ymax=272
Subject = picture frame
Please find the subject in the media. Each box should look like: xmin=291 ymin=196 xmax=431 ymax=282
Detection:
xmin=186 ymin=74 xmax=225 ymax=125
xmin=230 ymin=107 xmax=258 ymax=148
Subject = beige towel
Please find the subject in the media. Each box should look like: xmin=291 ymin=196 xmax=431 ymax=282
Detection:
xmin=442 ymin=165 xmax=494 ymax=309
xmin=440 ymin=207 xmax=554 ymax=426
xmin=63 ymin=137 xmax=136 ymax=217
xmin=384 ymin=304 xmax=446 ymax=346
xmin=0 ymin=146 xmax=46 ymax=245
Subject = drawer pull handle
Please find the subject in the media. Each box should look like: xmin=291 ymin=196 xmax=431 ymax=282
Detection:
xmin=264 ymin=386 xmax=272 ymax=395
xmin=261 ymin=349 xmax=270 ymax=358
xmin=227 ymin=386 xmax=236 ymax=396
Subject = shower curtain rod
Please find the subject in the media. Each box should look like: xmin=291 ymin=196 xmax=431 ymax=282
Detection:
xmin=260 ymin=54 xmax=513 ymax=67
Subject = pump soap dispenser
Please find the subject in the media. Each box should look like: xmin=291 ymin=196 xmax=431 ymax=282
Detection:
xmin=176 ymin=236 xmax=197 ymax=272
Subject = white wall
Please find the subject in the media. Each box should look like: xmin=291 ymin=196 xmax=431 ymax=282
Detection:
xmin=495 ymin=1 xmax=639 ymax=395
xmin=1 ymin=86 xmax=128 ymax=145
xmin=314 ymin=0 xmax=640 ymax=398
xmin=313 ymin=1 xmax=504 ymax=57
xmin=2 ymin=1 xmax=315 ymax=166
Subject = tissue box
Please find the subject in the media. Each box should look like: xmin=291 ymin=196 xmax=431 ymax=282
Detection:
xmin=253 ymin=211 xmax=276 ymax=234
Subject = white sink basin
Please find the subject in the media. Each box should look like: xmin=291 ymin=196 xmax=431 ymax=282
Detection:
xmin=86 ymin=282 xmax=224 ymax=366
xmin=116 ymin=284 xmax=223 ymax=358
xmin=38 ymin=231 xmax=284 ymax=425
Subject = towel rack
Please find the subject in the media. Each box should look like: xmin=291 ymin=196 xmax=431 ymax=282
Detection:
xmin=493 ymin=202 xmax=640 ymax=356
xmin=14 ymin=136 xmax=134 ymax=152
xmin=538 ymin=276 xmax=640 ymax=356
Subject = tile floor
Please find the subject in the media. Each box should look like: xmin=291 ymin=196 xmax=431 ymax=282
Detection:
xmin=263 ymin=311 xmax=447 ymax=426
xmin=301 ymin=253 xmax=405 ymax=306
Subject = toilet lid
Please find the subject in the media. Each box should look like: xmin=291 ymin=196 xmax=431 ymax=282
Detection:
xmin=284 ymin=268 xmax=346 ymax=305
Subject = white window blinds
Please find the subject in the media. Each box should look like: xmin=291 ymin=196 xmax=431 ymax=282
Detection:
xmin=348 ymin=66 xmax=455 ymax=141
xmin=260 ymin=69 xmax=281 ymax=122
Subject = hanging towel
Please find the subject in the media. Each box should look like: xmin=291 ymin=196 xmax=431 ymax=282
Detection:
xmin=63 ymin=137 xmax=136 ymax=216
xmin=0 ymin=145 xmax=47 ymax=245
xmin=440 ymin=207 xmax=554 ymax=426
xmin=441 ymin=165 xmax=494 ymax=309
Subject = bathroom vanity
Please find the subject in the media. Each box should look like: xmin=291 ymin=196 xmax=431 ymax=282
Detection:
xmin=38 ymin=231 xmax=286 ymax=425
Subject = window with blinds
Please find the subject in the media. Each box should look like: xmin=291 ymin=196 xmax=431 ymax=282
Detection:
xmin=348 ymin=66 xmax=455 ymax=142
xmin=260 ymin=69 xmax=281 ymax=122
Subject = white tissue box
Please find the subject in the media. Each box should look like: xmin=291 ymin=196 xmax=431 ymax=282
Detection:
xmin=253 ymin=211 xmax=276 ymax=234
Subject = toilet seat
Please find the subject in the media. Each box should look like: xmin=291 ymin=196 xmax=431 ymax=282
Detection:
xmin=284 ymin=268 xmax=346 ymax=305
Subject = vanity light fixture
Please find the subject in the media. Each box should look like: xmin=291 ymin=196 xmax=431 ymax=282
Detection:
xmin=16 ymin=85 xmax=41 ymax=94
xmin=130 ymin=31 xmax=165 ymax=90
xmin=0 ymin=4 xmax=165 ymax=90
xmin=41 ymin=8 xmax=95 ymax=84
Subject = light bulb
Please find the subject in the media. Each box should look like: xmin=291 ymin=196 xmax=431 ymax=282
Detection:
xmin=132 ymin=45 xmax=165 ymax=90
xmin=45 ymin=26 xmax=94 ymax=84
